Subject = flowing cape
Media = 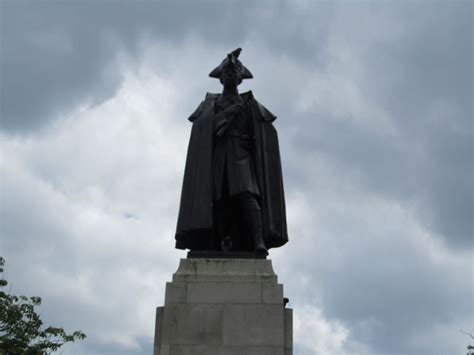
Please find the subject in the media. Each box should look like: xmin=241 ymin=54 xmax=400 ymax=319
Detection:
xmin=175 ymin=91 xmax=288 ymax=250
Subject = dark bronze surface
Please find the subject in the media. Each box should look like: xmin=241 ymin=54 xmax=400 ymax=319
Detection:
xmin=187 ymin=251 xmax=267 ymax=260
xmin=175 ymin=48 xmax=288 ymax=258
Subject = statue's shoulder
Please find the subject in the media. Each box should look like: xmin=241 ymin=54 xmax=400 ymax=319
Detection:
xmin=188 ymin=93 xmax=218 ymax=122
xmin=205 ymin=92 xmax=219 ymax=101
xmin=240 ymin=90 xmax=254 ymax=102
xmin=242 ymin=91 xmax=277 ymax=122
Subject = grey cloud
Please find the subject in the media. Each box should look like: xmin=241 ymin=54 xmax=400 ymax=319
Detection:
xmin=0 ymin=1 xmax=247 ymax=132
xmin=283 ymin=1 xmax=473 ymax=249
xmin=0 ymin=167 xmax=173 ymax=354
xmin=366 ymin=1 xmax=472 ymax=125
xmin=1 ymin=0 xmax=333 ymax=133
xmin=291 ymin=110 xmax=472 ymax=249
xmin=268 ymin=3 xmax=472 ymax=352
xmin=373 ymin=27 xmax=473 ymax=246
xmin=274 ymin=183 xmax=472 ymax=355
xmin=365 ymin=2 xmax=473 ymax=248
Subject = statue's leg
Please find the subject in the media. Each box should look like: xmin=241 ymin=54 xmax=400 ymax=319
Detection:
xmin=236 ymin=192 xmax=268 ymax=255
xmin=213 ymin=196 xmax=232 ymax=251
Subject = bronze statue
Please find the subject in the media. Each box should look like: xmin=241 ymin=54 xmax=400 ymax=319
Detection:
xmin=175 ymin=48 xmax=288 ymax=257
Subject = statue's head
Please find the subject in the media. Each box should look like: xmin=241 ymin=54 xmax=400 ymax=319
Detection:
xmin=209 ymin=48 xmax=253 ymax=87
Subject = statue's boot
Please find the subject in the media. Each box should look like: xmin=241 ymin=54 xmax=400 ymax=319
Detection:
xmin=248 ymin=209 xmax=268 ymax=256
xmin=239 ymin=192 xmax=268 ymax=256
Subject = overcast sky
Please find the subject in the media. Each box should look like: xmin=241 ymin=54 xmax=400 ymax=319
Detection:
xmin=0 ymin=1 xmax=472 ymax=354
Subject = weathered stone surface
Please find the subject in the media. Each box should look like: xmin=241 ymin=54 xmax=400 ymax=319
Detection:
xmin=159 ymin=345 xmax=170 ymax=355
xmin=165 ymin=282 xmax=186 ymax=303
xmin=284 ymin=308 xmax=293 ymax=352
xmin=186 ymin=281 xmax=262 ymax=303
xmin=166 ymin=345 xmax=285 ymax=355
xmin=154 ymin=307 xmax=164 ymax=355
xmin=223 ymin=304 xmax=284 ymax=346
xmin=166 ymin=345 xmax=218 ymax=355
xmin=161 ymin=303 xmax=223 ymax=345
xmin=220 ymin=346 xmax=285 ymax=355
xmin=154 ymin=259 xmax=292 ymax=355
xmin=172 ymin=258 xmax=278 ymax=283
xmin=263 ymin=283 xmax=284 ymax=304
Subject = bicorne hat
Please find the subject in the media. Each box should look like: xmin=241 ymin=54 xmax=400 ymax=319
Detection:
xmin=209 ymin=48 xmax=253 ymax=80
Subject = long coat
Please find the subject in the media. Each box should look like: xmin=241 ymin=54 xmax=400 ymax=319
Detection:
xmin=212 ymin=93 xmax=260 ymax=200
xmin=175 ymin=91 xmax=288 ymax=251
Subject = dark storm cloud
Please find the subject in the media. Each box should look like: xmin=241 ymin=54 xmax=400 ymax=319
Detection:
xmin=274 ymin=179 xmax=471 ymax=354
xmin=0 ymin=0 xmax=335 ymax=133
xmin=269 ymin=2 xmax=472 ymax=353
xmin=361 ymin=1 xmax=473 ymax=247
xmin=287 ymin=0 xmax=473 ymax=249
xmin=0 ymin=0 xmax=245 ymax=132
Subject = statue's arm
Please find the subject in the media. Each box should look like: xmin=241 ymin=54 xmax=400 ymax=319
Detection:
xmin=215 ymin=112 xmax=228 ymax=137
xmin=215 ymin=103 xmax=245 ymax=137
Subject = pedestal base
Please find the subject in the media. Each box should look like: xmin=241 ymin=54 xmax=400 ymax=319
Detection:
xmin=187 ymin=251 xmax=267 ymax=259
xmin=154 ymin=258 xmax=292 ymax=355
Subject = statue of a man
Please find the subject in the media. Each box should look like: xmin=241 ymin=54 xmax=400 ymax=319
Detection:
xmin=175 ymin=48 xmax=288 ymax=257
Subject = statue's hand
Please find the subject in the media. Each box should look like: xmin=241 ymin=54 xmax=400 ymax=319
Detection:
xmin=215 ymin=118 xmax=228 ymax=137
xmin=216 ymin=103 xmax=244 ymax=137
xmin=224 ymin=103 xmax=244 ymax=118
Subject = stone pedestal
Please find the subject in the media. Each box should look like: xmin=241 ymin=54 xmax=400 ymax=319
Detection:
xmin=154 ymin=258 xmax=292 ymax=355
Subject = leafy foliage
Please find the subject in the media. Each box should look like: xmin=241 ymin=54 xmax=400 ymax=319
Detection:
xmin=0 ymin=257 xmax=86 ymax=354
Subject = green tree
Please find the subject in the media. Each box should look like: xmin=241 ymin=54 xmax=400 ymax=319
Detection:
xmin=0 ymin=257 xmax=86 ymax=354
xmin=461 ymin=329 xmax=474 ymax=355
